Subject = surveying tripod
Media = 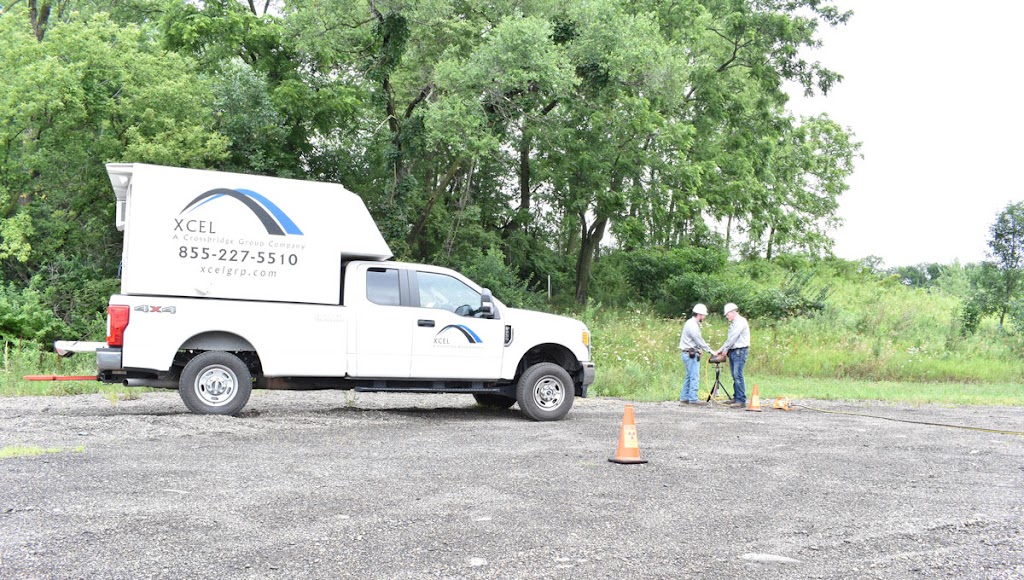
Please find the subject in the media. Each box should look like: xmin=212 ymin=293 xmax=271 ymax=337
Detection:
xmin=705 ymin=358 xmax=733 ymax=403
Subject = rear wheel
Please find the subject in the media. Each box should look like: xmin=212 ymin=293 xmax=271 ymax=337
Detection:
xmin=179 ymin=351 xmax=252 ymax=415
xmin=516 ymin=362 xmax=574 ymax=421
xmin=473 ymin=393 xmax=517 ymax=409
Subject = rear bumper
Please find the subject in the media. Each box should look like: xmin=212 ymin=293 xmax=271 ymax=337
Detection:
xmin=97 ymin=348 xmax=123 ymax=371
xmin=53 ymin=341 xmax=123 ymax=373
xmin=54 ymin=340 xmax=106 ymax=357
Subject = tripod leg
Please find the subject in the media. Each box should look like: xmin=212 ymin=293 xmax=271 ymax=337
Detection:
xmin=706 ymin=364 xmax=721 ymax=402
xmin=710 ymin=364 xmax=732 ymax=403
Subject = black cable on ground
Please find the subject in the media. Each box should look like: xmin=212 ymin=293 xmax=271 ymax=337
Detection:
xmin=792 ymin=402 xmax=1024 ymax=437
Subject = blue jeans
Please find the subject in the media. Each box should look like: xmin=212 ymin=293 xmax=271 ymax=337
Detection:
xmin=679 ymin=351 xmax=701 ymax=401
xmin=728 ymin=347 xmax=748 ymax=404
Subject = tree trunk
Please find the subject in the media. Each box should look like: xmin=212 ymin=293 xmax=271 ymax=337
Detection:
xmin=28 ymin=0 xmax=52 ymax=41
xmin=574 ymin=215 xmax=608 ymax=305
xmin=503 ymin=126 xmax=533 ymax=239
xmin=367 ymin=7 xmax=411 ymax=200
xmin=518 ymin=129 xmax=532 ymax=218
xmin=725 ymin=213 xmax=733 ymax=251
xmin=406 ymin=158 xmax=463 ymax=253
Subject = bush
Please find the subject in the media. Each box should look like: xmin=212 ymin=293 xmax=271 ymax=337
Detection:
xmin=658 ymin=271 xmax=754 ymax=318
xmin=0 ymin=284 xmax=72 ymax=345
xmin=745 ymin=271 xmax=831 ymax=319
xmin=957 ymin=300 xmax=983 ymax=336
xmin=623 ymin=246 xmax=728 ymax=303
xmin=460 ymin=248 xmax=547 ymax=311
xmin=590 ymin=252 xmax=637 ymax=308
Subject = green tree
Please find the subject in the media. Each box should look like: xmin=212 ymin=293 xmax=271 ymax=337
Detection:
xmin=985 ymin=201 xmax=1024 ymax=327
xmin=744 ymin=114 xmax=860 ymax=259
xmin=0 ymin=12 xmax=228 ymax=338
xmin=159 ymin=0 xmax=362 ymax=179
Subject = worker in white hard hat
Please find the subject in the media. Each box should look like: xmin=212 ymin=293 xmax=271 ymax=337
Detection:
xmin=678 ymin=303 xmax=713 ymax=406
xmin=716 ymin=302 xmax=750 ymax=408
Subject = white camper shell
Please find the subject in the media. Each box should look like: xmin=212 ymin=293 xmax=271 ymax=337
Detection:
xmin=107 ymin=163 xmax=392 ymax=304
xmin=57 ymin=164 xmax=595 ymax=421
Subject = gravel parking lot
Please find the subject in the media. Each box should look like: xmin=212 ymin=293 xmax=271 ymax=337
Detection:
xmin=1 ymin=390 xmax=1023 ymax=579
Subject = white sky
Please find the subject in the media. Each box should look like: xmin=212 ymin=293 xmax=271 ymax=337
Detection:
xmin=786 ymin=1 xmax=1024 ymax=268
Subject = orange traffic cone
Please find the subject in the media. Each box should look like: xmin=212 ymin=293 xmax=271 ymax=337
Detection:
xmin=609 ymin=404 xmax=648 ymax=464
xmin=746 ymin=384 xmax=762 ymax=412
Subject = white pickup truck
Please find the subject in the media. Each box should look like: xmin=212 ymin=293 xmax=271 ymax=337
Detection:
xmin=56 ymin=164 xmax=594 ymax=420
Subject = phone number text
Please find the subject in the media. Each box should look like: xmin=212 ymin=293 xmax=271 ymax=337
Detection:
xmin=178 ymin=246 xmax=299 ymax=266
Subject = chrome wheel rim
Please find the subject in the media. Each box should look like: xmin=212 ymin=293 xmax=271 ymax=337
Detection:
xmin=193 ymin=364 xmax=238 ymax=407
xmin=533 ymin=375 xmax=564 ymax=410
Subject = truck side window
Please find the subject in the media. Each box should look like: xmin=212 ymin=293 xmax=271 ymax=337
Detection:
xmin=366 ymin=268 xmax=401 ymax=306
xmin=417 ymin=271 xmax=480 ymax=316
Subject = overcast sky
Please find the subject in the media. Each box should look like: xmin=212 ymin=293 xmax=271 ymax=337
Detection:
xmin=785 ymin=1 xmax=1024 ymax=268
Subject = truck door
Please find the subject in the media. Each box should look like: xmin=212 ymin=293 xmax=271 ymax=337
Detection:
xmin=352 ymin=266 xmax=413 ymax=378
xmin=409 ymin=270 xmax=505 ymax=380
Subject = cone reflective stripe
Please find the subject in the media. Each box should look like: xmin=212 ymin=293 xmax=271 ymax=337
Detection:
xmin=609 ymin=404 xmax=648 ymax=464
xmin=746 ymin=384 xmax=762 ymax=412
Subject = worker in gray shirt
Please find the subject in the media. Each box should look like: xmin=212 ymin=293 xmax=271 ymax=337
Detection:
xmin=678 ymin=303 xmax=713 ymax=405
xmin=716 ymin=302 xmax=751 ymax=408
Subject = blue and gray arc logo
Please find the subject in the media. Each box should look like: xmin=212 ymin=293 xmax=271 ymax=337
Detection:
xmin=438 ymin=325 xmax=483 ymax=344
xmin=180 ymin=188 xmax=303 ymax=236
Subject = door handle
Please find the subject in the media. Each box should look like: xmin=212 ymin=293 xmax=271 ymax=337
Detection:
xmin=418 ymin=319 xmax=435 ymax=327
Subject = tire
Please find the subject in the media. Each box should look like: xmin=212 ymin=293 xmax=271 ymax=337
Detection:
xmin=179 ymin=351 xmax=253 ymax=416
xmin=515 ymin=362 xmax=575 ymax=421
xmin=473 ymin=393 xmax=517 ymax=409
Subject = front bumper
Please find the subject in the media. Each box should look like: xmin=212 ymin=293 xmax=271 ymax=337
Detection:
xmin=581 ymin=362 xmax=595 ymax=394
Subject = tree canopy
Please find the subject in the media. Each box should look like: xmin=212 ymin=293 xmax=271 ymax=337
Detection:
xmin=0 ymin=0 xmax=862 ymax=343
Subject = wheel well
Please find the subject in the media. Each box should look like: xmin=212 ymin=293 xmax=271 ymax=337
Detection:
xmin=173 ymin=332 xmax=262 ymax=378
xmin=181 ymin=331 xmax=255 ymax=352
xmin=516 ymin=344 xmax=584 ymax=395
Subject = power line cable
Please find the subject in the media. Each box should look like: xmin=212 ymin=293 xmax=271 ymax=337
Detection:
xmin=793 ymin=403 xmax=1024 ymax=437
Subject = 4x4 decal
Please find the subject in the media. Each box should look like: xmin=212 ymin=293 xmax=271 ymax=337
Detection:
xmin=134 ymin=305 xmax=177 ymax=314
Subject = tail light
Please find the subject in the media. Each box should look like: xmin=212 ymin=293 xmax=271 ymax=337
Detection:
xmin=107 ymin=305 xmax=130 ymax=346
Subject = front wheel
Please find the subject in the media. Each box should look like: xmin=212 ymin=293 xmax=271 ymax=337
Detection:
xmin=516 ymin=362 xmax=575 ymax=421
xmin=179 ymin=351 xmax=253 ymax=415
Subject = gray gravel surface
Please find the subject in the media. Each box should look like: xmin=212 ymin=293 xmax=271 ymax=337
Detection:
xmin=1 ymin=391 xmax=1023 ymax=579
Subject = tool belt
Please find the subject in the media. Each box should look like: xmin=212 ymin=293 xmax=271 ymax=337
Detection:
xmin=683 ymin=348 xmax=700 ymax=359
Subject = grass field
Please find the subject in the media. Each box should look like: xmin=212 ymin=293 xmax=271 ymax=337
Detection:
xmin=4 ymin=294 xmax=1023 ymax=407
xmin=594 ymin=368 xmax=1024 ymax=407
xmin=582 ymin=304 xmax=1024 ymax=406
xmin=1 ymin=340 xmax=126 ymax=397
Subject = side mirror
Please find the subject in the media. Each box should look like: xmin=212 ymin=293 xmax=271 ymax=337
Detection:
xmin=479 ymin=288 xmax=495 ymax=319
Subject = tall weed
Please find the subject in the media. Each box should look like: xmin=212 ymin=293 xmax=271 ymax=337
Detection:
xmin=582 ymin=267 xmax=1024 ymax=404
xmin=2 ymin=340 xmax=111 ymax=396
